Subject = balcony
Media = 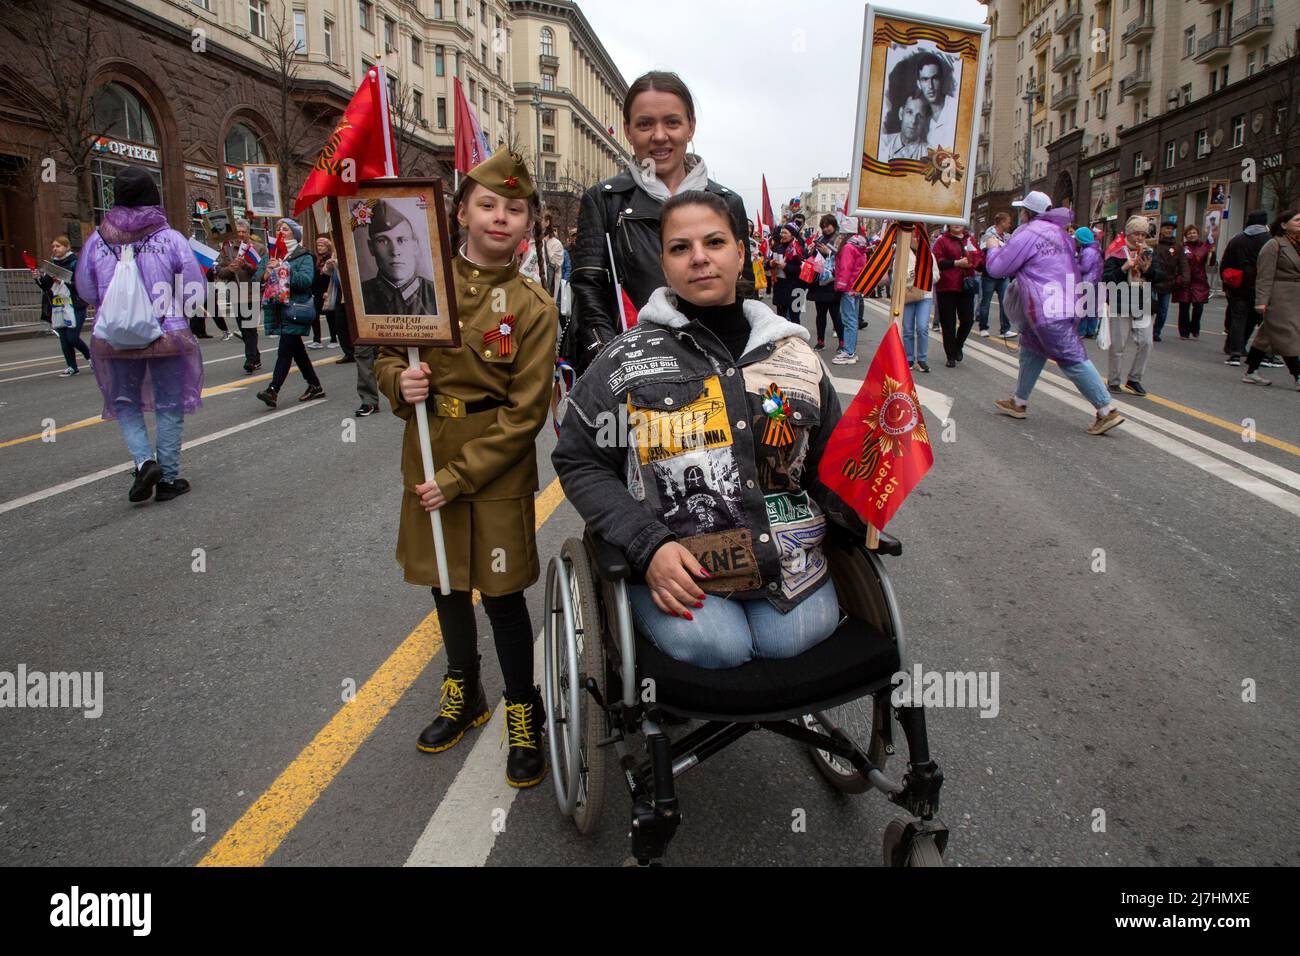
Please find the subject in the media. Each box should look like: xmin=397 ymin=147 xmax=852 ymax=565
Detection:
xmin=982 ymin=96 xmax=992 ymax=116
xmin=1231 ymin=4 xmax=1274 ymax=43
xmin=539 ymin=53 xmax=558 ymax=70
xmin=978 ymin=130 xmax=989 ymax=147
xmin=1053 ymin=45 xmax=1080 ymax=72
xmin=1031 ymin=22 xmax=1050 ymax=50
xmin=975 ymin=162 xmax=991 ymax=179
xmin=1054 ymin=1 xmax=1082 ymax=34
xmin=1052 ymin=81 xmax=1078 ymax=109
xmin=1194 ymin=30 xmax=1232 ymax=63
xmin=1119 ymin=68 xmax=1152 ymax=96
xmin=1122 ymin=11 xmax=1154 ymax=45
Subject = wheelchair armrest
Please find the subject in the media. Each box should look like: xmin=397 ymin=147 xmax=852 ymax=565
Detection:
xmin=827 ymin=519 xmax=903 ymax=557
xmin=872 ymin=530 xmax=903 ymax=557
xmin=583 ymin=528 xmax=632 ymax=581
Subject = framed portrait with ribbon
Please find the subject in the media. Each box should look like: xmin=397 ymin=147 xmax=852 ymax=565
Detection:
xmin=848 ymin=5 xmax=989 ymax=226
xmin=327 ymin=177 xmax=461 ymax=348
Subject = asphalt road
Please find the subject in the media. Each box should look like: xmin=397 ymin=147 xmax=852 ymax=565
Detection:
xmin=0 ymin=298 xmax=1295 ymax=867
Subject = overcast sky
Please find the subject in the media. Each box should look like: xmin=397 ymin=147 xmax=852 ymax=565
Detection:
xmin=576 ymin=0 xmax=988 ymax=222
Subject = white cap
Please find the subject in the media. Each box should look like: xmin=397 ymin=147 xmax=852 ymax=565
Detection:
xmin=1012 ymin=190 xmax=1052 ymax=215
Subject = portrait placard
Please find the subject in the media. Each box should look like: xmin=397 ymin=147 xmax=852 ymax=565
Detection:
xmin=848 ymin=5 xmax=989 ymax=226
xmin=1207 ymin=180 xmax=1228 ymax=212
xmin=203 ymin=207 xmax=234 ymax=241
xmin=243 ymin=164 xmax=282 ymax=218
xmin=328 ymin=178 xmax=461 ymax=348
xmin=1142 ymin=186 xmax=1162 ymax=214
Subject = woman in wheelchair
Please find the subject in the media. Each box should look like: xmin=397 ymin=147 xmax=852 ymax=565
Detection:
xmin=553 ymin=190 xmax=868 ymax=669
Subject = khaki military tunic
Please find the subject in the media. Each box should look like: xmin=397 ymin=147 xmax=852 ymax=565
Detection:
xmin=375 ymin=253 xmax=559 ymax=595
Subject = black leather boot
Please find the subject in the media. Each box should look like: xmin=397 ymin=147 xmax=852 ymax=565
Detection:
xmin=417 ymin=664 xmax=490 ymax=753
xmin=503 ymin=686 xmax=546 ymax=788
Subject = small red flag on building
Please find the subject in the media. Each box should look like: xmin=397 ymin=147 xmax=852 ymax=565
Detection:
xmin=293 ymin=67 xmax=396 ymax=215
xmin=817 ymin=324 xmax=933 ymax=531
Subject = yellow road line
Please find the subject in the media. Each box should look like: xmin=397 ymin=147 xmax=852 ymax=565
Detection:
xmin=977 ymin=335 xmax=1299 ymax=458
xmin=0 ymin=357 xmax=66 ymax=372
xmin=0 ymin=357 xmax=342 ymax=449
xmin=197 ymin=477 xmax=569 ymax=867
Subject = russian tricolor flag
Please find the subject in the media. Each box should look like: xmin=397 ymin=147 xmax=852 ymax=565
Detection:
xmin=189 ymin=237 xmax=218 ymax=269
xmin=241 ymin=243 xmax=261 ymax=268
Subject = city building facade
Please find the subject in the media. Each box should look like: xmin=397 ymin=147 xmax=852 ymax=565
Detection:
xmin=974 ymin=0 xmax=1299 ymax=245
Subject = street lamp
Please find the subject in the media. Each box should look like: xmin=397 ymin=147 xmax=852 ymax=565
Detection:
xmin=531 ymin=87 xmax=543 ymax=188
xmin=1023 ymin=81 xmax=1042 ymax=196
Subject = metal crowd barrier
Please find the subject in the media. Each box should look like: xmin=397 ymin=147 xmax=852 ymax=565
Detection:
xmin=0 ymin=268 xmax=44 ymax=330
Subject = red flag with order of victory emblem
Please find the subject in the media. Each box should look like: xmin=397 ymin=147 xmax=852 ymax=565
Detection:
xmin=817 ymin=324 xmax=933 ymax=531
xmin=293 ymin=68 xmax=396 ymax=215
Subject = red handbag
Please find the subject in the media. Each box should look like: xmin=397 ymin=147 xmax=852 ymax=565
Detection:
xmin=799 ymin=258 xmax=817 ymax=283
xmin=1221 ymin=267 xmax=1244 ymax=289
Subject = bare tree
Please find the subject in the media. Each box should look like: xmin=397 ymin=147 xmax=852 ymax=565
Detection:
xmin=388 ymin=76 xmax=454 ymax=180
xmin=253 ymin=5 xmax=322 ymax=204
xmin=0 ymin=0 xmax=116 ymax=227
xmin=1248 ymin=44 xmax=1299 ymax=214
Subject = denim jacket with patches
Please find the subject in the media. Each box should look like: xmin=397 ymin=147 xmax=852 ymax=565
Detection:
xmin=552 ymin=287 xmax=867 ymax=613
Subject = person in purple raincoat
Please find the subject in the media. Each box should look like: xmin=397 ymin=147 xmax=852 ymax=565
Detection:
xmin=75 ymin=165 xmax=206 ymax=503
xmin=984 ymin=190 xmax=1125 ymax=436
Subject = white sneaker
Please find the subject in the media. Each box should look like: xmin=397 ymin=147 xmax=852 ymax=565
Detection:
xmin=59 ymin=367 xmax=77 ymax=376
xmin=221 ymin=332 xmax=235 ymax=341
xmin=1241 ymin=371 xmax=1271 ymax=386
xmin=327 ymin=341 xmax=340 ymax=348
xmin=1003 ymin=330 xmax=1018 ymax=338
xmin=307 ymin=341 xmax=325 ymax=350
xmin=979 ymin=329 xmax=990 ymax=337
xmin=831 ymin=352 xmax=859 ymax=365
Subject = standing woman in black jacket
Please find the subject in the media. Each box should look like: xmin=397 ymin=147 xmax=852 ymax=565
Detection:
xmin=567 ymin=70 xmax=752 ymax=375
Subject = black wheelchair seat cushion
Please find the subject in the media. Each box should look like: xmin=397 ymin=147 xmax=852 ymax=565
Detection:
xmin=634 ymin=615 xmax=900 ymax=720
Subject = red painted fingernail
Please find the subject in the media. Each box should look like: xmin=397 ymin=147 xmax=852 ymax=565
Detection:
xmin=669 ymin=610 xmax=679 ymax=617
xmin=699 ymin=569 xmax=711 ymax=578
xmin=683 ymin=611 xmax=694 ymax=621
xmin=694 ymin=601 xmax=704 ymax=609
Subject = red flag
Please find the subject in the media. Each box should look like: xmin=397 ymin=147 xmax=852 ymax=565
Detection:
xmin=761 ymin=175 xmax=774 ymax=236
xmin=619 ymin=287 xmax=638 ymax=331
xmin=22 ymin=251 xmax=38 ymax=271
xmin=273 ymin=235 xmax=288 ymax=259
xmin=294 ymin=68 xmax=395 ymax=215
xmin=817 ymin=325 xmax=933 ymax=531
xmin=454 ymin=77 xmax=489 ymax=173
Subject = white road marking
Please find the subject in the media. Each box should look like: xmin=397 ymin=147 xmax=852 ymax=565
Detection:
xmin=829 ymin=374 xmax=953 ymax=426
xmin=0 ymin=346 xmax=277 ymax=386
xmin=405 ymin=634 xmax=545 ymax=868
xmin=0 ymin=401 xmax=319 ymax=516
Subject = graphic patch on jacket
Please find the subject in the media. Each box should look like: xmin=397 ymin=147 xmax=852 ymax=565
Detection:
xmin=651 ymin=446 xmax=745 ymax=538
xmin=743 ymin=338 xmax=823 ymax=404
xmin=629 ymin=375 xmax=732 ymax=464
xmin=765 ymin=490 xmax=828 ymax=599
xmin=684 ymin=528 xmax=762 ymax=592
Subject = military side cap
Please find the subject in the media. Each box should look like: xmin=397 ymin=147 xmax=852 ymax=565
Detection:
xmin=467 ymin=147 xmax=536 ymax=199
xmin=369 ymin=199 xmax=412 ymax=237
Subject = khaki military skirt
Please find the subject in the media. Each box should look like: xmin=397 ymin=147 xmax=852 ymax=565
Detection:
xmin=395 ymin=492 xmax=540 ymax=596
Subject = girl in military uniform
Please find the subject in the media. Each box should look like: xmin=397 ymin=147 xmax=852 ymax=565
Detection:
xmin=374 ymin=149 xmax=559 ymax=788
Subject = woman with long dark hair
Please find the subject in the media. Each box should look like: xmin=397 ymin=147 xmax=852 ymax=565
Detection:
xmin=567 ymin=70 xmax=752 ymax=375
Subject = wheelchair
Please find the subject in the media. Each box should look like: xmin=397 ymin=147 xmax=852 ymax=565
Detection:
xmin=541 ymin=522 xmax=947 ymax=866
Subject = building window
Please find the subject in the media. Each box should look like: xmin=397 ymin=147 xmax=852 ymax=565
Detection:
xmin=249 ymin=0 xmax=267 ymax=38
xmin=435 ymin=0 xmax=443 ymax=16
xmin=496 ymin=57 xmax=502 ymax=77
xmin=1183 ymin=26 xmax=1194 ymax=58
xmin=221 ymin=123 xmax=263 ymax=220
xmin=541 ymin=73 xmax=554 ymax=91
xmin=293 ymin=9 xmax=306 ymax=53
xmin=413 ymin=90 xmax=424 ymax=122
xmin=383 ymin=16 xmax=395 ymax=51
xmin=1196 ymin=129 xmax=1208 ymax=156
xmin=323 ymin=16 xmax=333 ymax=61
xmin=1133 ymin=151 xmax=1143 ymax=176
xmin=540 ymin=27 xmax=554 ymax=57
xmin=412 ymin=37 xmax=422 ymax=65
xmin=541 ymin=108 xmax=555 ymax=128
xmin=1220 ymin=65 xmax=1228 ymax=88
xmin=479 ymin=1 xmax=486 ymax=19
xmin=387 ymin=72 xmax=397 ymax=103
xmin=1231 ymin=114 xmax=1244 ymax=148
xmin=359 ymin=1 xmax=372 ymax=33
xmin=1209 ymin=71 xmax=1218 ymax=94
xmin=435 ymin=46 xmax=445 ymax=76
xmin=544 ymin=161 xmax=556 ymax=182
xmin=437 ymin=96 xmax=447 ymax=128
xmin=481 ymin=42 xmax=487 ymax=64
xmin=496 ymin=99 xmax=503 ymax=122
xmin=1164 ymin=141 xmax=1175 ymax=168
xmin=1247 ymin=51 xmax=1257 ymax=76
xmin=542 ymin=134 xmax=555 ymax=153
xmin=482 ymin=89 xmax=489 ymax=112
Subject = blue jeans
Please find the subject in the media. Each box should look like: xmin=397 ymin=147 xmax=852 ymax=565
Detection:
xmin=1015 ymin=348 xmax=1112 ymax=412
xmin=902 ymin=298 xmax=932 ymax=363
xmin=1077 ymin=314 xmax=1101 ymax=337
xmin=978 ymin=275 xmax=1009 ymax=332
xmin=629 ymin=576 xmax=841 ymax=669
xmin=117 ymin=408 xmax=184 ymax=481
xmin=838 ymin=294 xmax=861 ymax=355
xmin=1153 ymin=292 xmax=1171 ymax=338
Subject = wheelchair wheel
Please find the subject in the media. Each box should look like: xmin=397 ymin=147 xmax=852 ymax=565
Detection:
xmin=803 ymin=691 xmax=891 ymax=794
xmin=543 ymin=538 xmax=610 ymax=833
xmin=883 ymin=819 xmax=945 ymax=867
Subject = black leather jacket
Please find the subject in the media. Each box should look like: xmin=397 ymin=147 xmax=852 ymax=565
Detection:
xmin=565 ymin=170 xmax=753 ymax=375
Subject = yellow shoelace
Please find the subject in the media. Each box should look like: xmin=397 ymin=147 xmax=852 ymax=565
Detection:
xmin=502 ymin=700 xmax=537 ymax=750
xmin=437 ymin=676 xmax=465 ymax=720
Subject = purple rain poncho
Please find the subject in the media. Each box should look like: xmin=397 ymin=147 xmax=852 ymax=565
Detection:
xmin=75 ymin=206 xmax=206 ymax=420
xmin=984 ymin=207 xmax=1089 ymax=367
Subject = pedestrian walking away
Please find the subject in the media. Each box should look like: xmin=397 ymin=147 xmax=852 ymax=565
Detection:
xmin=1219 ymin=210 xmax=1272 ymax=366
xmin=33 ymin=234 xmax=91 ymax=375
xmin=1241 ymin=209 xmax=1300 ymax=389
xmin=1073 ymin=227 xmax=1103 ymax=339
xmin=254 ymin=218 xmax=325 ymax=408
xmin=374 ymin=148 xmax=559 ymax=788
xmin=1102 ymin=215 xmax=1164 ymax=397
xmin=985 ymin=190 xmax=1124 ymax=435
xmin=74 ymin=165 xmax=205 ymax=502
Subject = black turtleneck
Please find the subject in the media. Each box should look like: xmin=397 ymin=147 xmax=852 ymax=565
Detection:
xmin=678 ymin=297 xmax=750 ymax=361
